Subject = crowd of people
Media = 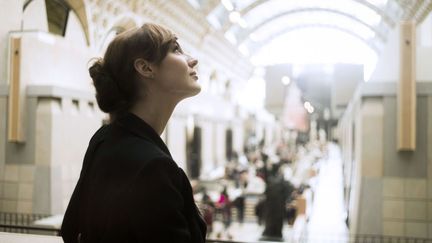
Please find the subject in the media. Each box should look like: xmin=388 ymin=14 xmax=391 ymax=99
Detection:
xmin=195 ymin=136 xmax=328 ymax=240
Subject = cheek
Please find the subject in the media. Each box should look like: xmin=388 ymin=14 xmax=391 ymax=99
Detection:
xmin=157 ymin=55 xmax=190 ymax=88
xmin=166 ymin=59 xmax=188 ymax=80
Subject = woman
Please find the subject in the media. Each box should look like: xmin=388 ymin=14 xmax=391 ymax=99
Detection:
xmin=61 ymin=23 xmax=206 ymax=243
xmin=217 ymin=187 xmax=231 ymax=229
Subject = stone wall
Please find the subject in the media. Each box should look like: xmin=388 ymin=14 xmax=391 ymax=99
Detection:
xmin=339 ymin=82 xmax=432 ymax=238
xmin=0 ymin=86 xmax=102 ymax=214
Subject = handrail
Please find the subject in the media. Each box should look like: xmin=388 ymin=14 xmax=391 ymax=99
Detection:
xmin=0 ymin=224 xmax=60 ymax=234
xmin=2 ymin=224 xmax=432 ymax=243
xmin=0 ymin=229 xmax=432 ymax=243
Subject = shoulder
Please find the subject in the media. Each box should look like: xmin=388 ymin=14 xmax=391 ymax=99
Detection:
xmin=128 ymin=157 xmax=184 ymax=207
xmin=114 ymin=136 xmax=171 ymax=164
xmin=88 ymin=124 xmax=111 ymax=145
xmin=97 ymin=124 xmax=171 ymax=164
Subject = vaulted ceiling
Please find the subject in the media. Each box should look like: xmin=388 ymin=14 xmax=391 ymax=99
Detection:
xmin=197 ymin=0 xmax=432 ymax=55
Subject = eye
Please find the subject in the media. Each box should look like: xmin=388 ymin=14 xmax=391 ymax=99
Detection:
xmin=173 ymin=42 xmax=183 ymax=54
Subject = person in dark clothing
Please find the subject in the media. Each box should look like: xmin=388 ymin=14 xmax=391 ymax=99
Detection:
xmin=234 ymin=170 xmax=248 ymax=224
xmin=254 ymin=197 xmax=265 ymax=225
xmin=260 ymin=163 xmax=294 ymax=242
xmin=61 ymin=23 xmax=206 ymax=243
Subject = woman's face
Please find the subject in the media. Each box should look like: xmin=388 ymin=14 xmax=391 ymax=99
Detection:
xmin=152 ymin=40 xmax=201 ymax=100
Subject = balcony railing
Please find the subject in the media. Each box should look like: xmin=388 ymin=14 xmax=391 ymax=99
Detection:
xmin=0 ymin=213 xmax=58 ymax=235
xmin=1 ymin=213 xmax=432 ymax=243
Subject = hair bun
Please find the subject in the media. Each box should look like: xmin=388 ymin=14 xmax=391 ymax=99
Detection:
xmin=89 ymin=59 xmax=126 ymax=113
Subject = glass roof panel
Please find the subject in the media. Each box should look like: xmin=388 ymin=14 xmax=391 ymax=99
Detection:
xmin=242 ymin=0 xmax=383 ymax=28
xmin=243 ymin=12 xmax=376 ymax=43
xmin=250 ymin=27 xmax=378 ymax=80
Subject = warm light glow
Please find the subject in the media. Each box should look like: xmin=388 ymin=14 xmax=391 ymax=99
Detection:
xmin=221 ymin=0 xmax=234 ymax=11
xmin=237 ymin=71 xmax=266 ymax=111
xmin=282 ymin=76 xmax=291 ymax=85
xmin=304 ymin=101 xmax=314 ymax=113
xmin=251 ymin=28 xmax=378 ymax=81
xmin=253 ymin=67 xmax=266 ymax=76
xmin=229 ymin=11 xmax=241 ymax=23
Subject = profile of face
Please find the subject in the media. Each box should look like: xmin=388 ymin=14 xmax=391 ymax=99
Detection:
xmin=135 ymin=38 xmax=201 ymax=102
xmin=153 ymin=40 xmax=201 ymax=99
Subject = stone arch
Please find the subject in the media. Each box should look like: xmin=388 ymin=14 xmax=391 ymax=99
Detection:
xmin=23 ymin=0 xmax=91 ymax=45
xmin=66 ymin=0 xmax=91 ymax=45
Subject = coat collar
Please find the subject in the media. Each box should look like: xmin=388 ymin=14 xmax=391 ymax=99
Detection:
xmin=114 ymin=112 xmax=172 ymax=158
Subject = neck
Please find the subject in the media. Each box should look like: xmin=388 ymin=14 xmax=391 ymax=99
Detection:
xmin=129 ymin=96 xmax=178 ymax=136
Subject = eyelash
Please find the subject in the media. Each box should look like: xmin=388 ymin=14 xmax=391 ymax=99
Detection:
xmin=174 ymin=44 xmax=183 ymax=53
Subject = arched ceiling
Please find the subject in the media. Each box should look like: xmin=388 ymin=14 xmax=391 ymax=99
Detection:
xmin=233 ymin=7 xmax=387 ymax=43
xmin=246 ymin=24 xmax=381 ymax=54
xmin=200 ymin=0 xmax=432 ymax=55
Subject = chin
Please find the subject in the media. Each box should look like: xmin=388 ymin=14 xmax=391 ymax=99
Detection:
xmin=187 ymin=86 xmax=201 ymax=97
xmin=176 ymin=86 xmax=201 ymax=101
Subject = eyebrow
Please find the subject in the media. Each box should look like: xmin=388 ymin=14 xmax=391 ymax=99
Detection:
xmin=170 ymin=38 xmax=179 ymax=47
xmin=172 ymin=40 xmax=182 ymax=49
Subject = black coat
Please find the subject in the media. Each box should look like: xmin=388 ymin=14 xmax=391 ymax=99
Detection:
xmin=61 ymin=112 xmax=206 ymax=243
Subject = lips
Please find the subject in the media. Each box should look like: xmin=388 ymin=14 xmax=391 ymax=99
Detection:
xmin=190 ymin=71 xmax=198 ymax=80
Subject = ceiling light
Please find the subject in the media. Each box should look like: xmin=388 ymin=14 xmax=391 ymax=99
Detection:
xmin=281 ymin=76 xmax=291 ymax=85
xmin=304 ymin=101 xmax=314 ymax=113
xmin=229 ymin=11 xmax=241 ymax=23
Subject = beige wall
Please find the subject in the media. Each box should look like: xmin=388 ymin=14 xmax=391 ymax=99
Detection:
xmin=0 ymin=91 xmax=102 ymax=214
xmin=340 ymin=82 xmax=432 ymax=238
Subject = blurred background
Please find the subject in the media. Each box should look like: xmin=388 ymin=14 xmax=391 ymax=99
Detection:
xmin=1 ymin=0 xmax=432 ymax=242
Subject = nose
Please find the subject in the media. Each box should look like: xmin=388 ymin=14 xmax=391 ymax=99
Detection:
xmin=187 ymin=55 xmax=198 ymax=68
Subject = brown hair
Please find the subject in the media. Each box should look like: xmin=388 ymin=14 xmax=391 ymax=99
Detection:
xmin=89 ymin=23 xmax=176 ymax=119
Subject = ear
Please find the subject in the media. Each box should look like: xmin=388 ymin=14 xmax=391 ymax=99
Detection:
xmin=134 ymin=58 xmax=154 ymax=79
